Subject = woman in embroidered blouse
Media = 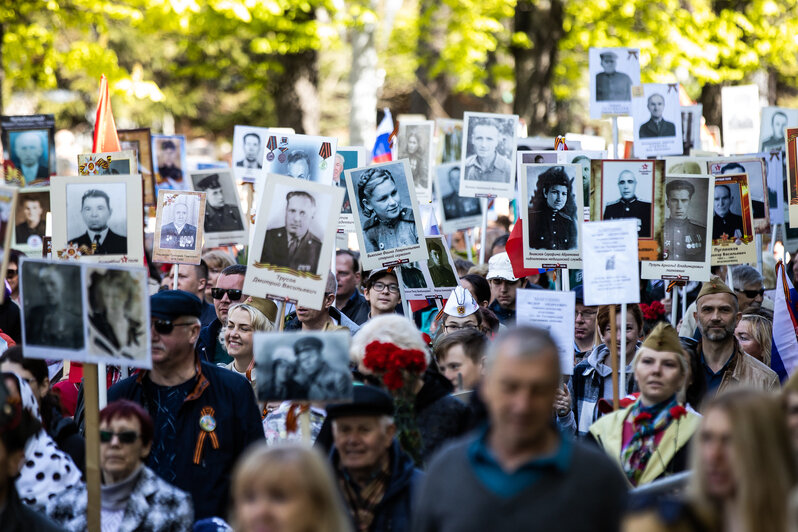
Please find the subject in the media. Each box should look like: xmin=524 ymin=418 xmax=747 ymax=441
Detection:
xmin=588 ymin=322 xmax=701 ymax=487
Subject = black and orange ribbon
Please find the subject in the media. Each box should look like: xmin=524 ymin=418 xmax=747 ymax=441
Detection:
xmin=319 ymin=141 xmax=332 ymax=160
xmin=285 ymin=403 xmax=310 ymax=434
xmin=193 ymin=406 xmax=220 ymax=465
xmin=666 ymin=280 xmax=687 ymax=293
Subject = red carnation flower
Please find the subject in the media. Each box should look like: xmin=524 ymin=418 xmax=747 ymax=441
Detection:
xmin=383 ymin=369 xmax=405 ymax=391
xmin=634 ymin=411 xmax=653 ymax=424
xmin=669 ymin=405 xmax=687 ymax=419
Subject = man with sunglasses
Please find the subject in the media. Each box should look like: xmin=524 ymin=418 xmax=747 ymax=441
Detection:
xmin=108 ymin=289 xmax=264 ymax=520
xmin=197 ymin=264 xmax=248 ymax=365
xmin=731 ymin=265 xmax=771 ymax=314
xmin=363 ymin=269 xmax=402 ymax=318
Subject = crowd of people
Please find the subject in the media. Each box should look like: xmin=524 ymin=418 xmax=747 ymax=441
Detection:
xmin=1 ymin=227 xmax=798 ymax=532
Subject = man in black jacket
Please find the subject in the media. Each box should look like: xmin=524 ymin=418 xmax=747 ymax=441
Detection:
xmin=70 ymin=189 xmax=127 ymax=255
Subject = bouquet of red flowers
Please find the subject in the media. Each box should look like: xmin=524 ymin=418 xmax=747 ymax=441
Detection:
xmin=640 ymin=301 xmax=666 ymax=321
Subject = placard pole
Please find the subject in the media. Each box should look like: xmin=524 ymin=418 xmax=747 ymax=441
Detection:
xmin=561 ymin=269 xmax=570 ymax=291
xmin=755 ymin=233 xmax=763 ymax=275
xmin=277 ymin=300 xmax=286 ymax=332
xmin=300 ymin=407 xmax=311 ymax=443
xmin=671 ymin=286 xmax=679 ymax=327
xmin=619 ymin=303 xmax=627 ymax=397
xmin=612 ymin=116 xmax=620 ymax=158
xmin=609 ymin=304 xmax=619 ymax=410
xmin=97 ymin=362 xmax=107 ymax=409
xmin=172 ymin=263 xmax=179 ymax=290
xmin=478 ymin=198 xmax=489 ymax=265
xmin=465 ymin=229 xmax=474 ymax=264
xmin=84 ymin=363 xmax=101 ymax=532
xmin=727 ymin=266 xmax=734 ymax=292
xmin=554 ymin=270 xmax=562 ymax=291
xmin=681 ymin=286 xmax=687 ymax=322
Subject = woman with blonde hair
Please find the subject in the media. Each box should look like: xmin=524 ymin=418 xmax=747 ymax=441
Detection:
xmin=734 ymin=314 xmax=772 ymax=365
xmin=231 ymin=443 xmax=352 ymax=532
xmin=222 ymin=297 xmax=276 ymax=394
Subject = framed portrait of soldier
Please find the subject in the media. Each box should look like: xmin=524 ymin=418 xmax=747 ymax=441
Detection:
xmin=345 ymin=160 xmax=428 ymax=271
xmin=590 ymin=159 xmax=665 ymax=260
xmin=557 ymin=150 xmax=605 ymax=222
xmin=435 ymin=162 xmax=482 ymax=233
xmin=118 ymin=128 xmax=156 ymax=207
xmin=520 ymin=164 xmax=583 ymax=269
xmin=0 ymin=186 xmax=16 ymax=302
xmin=254 ymin=330 xmax=352 ymax=402
xmin=189 ymin=168 xmax=246 ymax=247
xmin=83 ymin=264 xmax=151 ymax=368
xmin=245 ymin=174 xmax=343 ymax=310
xmin=396 ymin=259 xmax=434 ymax=300
xmin=335 ymin=146 xmax=368 ymax=233
xmin=11 ymin=187 xmax=50 ymax=255
xmin=151 ymin=134 xmax=188 ymax=192
xmin=721 ymin=85 xmax=759 ymax=156
xmin=681 ymin=104 xmax=703 ymax=155
xmin=50 ymin=174 xmax=144 ymax=264
xmin=641 ymin=175 xmax=713 ymax=282
xmin=232 ymin=125 xmax=271 ymax=185
xmin=20 ymin=258 xmax=85 ymax=360
xmin=589 ymin=47 xmax=641 ymax=119
xmin=77 ymin=150 xmax=136 ymax=177
xmin=760 ymin=107 xmax=798 ymax=153
xmin=632 ymin=84 xmax=683 ymax=158
xmin=1 ymin=114 xmax=56 ymax=186
xmin=152 ymin=190 xmax=206 ymax=264
xmin=710 ymin=173 xmax=756 ymax=266
xmin=258 ymin=133 xmax=338 ymax=195
xmin=425 ymin=236 xmax=459 ymax=295
xmin=707 ymin=157 xmax=769 ymax=233
xmin=459 ymin=112 xmax=519 ymax=199
xmin=397 ymin=121 xmax=434 ymax=203
xmin=435 ymin=119 xmax=463 ymax=164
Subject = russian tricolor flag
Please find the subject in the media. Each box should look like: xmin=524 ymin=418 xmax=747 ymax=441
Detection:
xmin=771 ymin=261 xmax=798 ymax=381
xmin=372 ymin=108 xmax=394 ymax=164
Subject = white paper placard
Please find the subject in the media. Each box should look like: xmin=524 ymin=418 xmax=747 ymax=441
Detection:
xmin=516 ymin=289 xmax=575 ymax=375
xmin=581 ymin=219 xmax=640 ymax=306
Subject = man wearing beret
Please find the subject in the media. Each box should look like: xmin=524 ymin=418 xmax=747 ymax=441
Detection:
xmin=693 ymin=276 xmax=778 ymax=403
xmin=328 ymin=385 xmax=423 ymax=532
xmin=292 ymin=336 xmax=351 ymax=401
xmin=195 ymin=173 xmax=243 ymax=233
xmin=108 ymin=290 xmax=264 ymax=520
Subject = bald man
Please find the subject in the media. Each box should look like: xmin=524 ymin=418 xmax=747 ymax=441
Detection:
xmin=12 ymin=131 xmax=49 ymax=183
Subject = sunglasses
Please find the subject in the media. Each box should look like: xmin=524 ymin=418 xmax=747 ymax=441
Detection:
xmin=151 ymin=319 xmax=195 ymax=335
xmin=211 ymin=288 xmax=243 ymax=301
xmin=5 ymin=269 xmax=17 ymax=279
xmin=735 ymin=288 xmax=765 ymax=298
xmin=99 ymin=430 xmax=140 ymax=444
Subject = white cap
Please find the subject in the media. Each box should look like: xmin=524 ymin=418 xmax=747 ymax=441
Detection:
xmin=486 ymin=252 xmax=519 ymax=282
xmin=443 ymin=286 xmax=480 ymax=318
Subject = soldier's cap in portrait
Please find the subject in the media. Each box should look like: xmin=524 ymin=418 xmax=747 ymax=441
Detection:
xmin=599 ymin=50 xmax=618 ymax=59
xmin=294 ymin=336 xmax=324 ymax=355
xmin=196 ymin=174 xmax=222 ymax=191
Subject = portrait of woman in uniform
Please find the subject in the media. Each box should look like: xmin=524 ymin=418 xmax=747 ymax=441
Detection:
xmin=526 ymin=166 xmax=578 ymax=251
xmin=355 ymin=165 xmax=419 ymax=253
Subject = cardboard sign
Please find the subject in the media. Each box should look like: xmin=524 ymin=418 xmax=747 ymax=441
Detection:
xmin=516 ymin=289 xmax=576 ymax=375
xmin=152 ymin=190 xmax=206 ymax=265
xmin=582 ymin=219 xmax=641 ymax=304
xmin=589 ymin=47 xmax=641 ymax=119
xmin=710 ymin=173 xmax=756 ymax=266
xmin=459 ymin=112 xmax=519 ymax=199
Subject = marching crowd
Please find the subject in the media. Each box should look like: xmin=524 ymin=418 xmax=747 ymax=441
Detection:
xmin=1 ymin=231 xmax=798 ymax=532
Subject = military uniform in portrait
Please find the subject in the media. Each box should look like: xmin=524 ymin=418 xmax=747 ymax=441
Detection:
xmin=363 ymin=208 xmax=418 ymax=253
xmin=260 ymin=227 xmax=322 ymax=273
xmin=602 ymin=198 xmax=652 ymax=237
xmin=663 ymin=218 xmax=706 ymax=262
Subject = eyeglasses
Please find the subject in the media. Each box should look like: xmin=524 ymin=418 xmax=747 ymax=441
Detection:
xmin=575 ymin=309 xmax=597 ymax=318
xmin=5 ymin=269 xmax=17 ymax=279
xmin=445 ymin=323 xmax=477 ymax=332
xmin=99 ymin=430 xmax=140 ymax=444
xmin=211 ymin=288 xmax=243 ymax=301
xmin=735 ymin=288 xmax=765 ymax=298
xmin=372 ymin=282 xmax=400 ymax=294
xmin=151 ymin=319 xmax=196 ymax=335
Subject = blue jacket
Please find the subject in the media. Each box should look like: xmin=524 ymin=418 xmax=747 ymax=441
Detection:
xmin=108 ymin=359 xmax=264 ymax=520
xmin=196 ymin=318 xmax=226 ymax=364
xmin=332 ymin=439 xmax=424 ymax=532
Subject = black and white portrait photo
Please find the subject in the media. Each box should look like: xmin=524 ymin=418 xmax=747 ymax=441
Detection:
xmin=255 ymin=331 xmax=352 ymax=402
xmin=157 ymin=192 xmax=203 ymax=251
xmin=639 ymin=93 xmax=676 ymax=138
xmin=261 ymin=133 xmax=337 ymax=187
xmin=526 ymin=165 xmax=579 ymax=250
xmin=426 ymin=237 xmax=458 ymax=288
xmin=232 ymin=126 xmax=272 ymax=184
xmin=399 ymin=261 xmax=428 ymax=289
xmin=13 ymin=188 xmax=49 ymax=250
xmin=708 ymin=158 xmax=768 ymax=223
xmin=238 ymin=132 xmax=263 ymax=169
xmin=436 ymin=162 xmax=482 ymax=232
xmin=760 ymin=107 xmax=798 ymax=153
xmin=632 ymin=83 xmax=684 ymax=157
xmin=681 ymin=105 xmax=703 ymax=155
xmin=66 ymin=184 xmax=128 ymax=255
xmin=588 ymin=47 xmax=640 ymax=119
xmin=21 ymin=260 xmax=84 ymax=353
xmin=191 ymin=169 xmax=245 ymax=236
xmin=721 ymin=84 xmax=760 ymax=156
xmin=662 ymin=177 xmax=709 ymax=262
xmin=712 ymin=182 xmax=745 ymax=241
xmin=397 ymin=121 xmax=434 ymax=195
xmin=152 ymin=134 xmax=187 ymax=191
xmin=86 ymin=265 xmax=149 ymax=365
xmin=600 ymin=164 xmax=654 ymax=238
xmin=436 ymin=119 xmax=463 ymax=164
xmin=0 ymin=187 xmax=14 ymax=270
xmin=460 ymin=112 xmax=518 ymax=199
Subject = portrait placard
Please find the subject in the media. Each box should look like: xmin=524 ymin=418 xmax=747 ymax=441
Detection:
xmin=590 ymin=159 xmax=664 ymax=260
xmin=118 ymin=128 xmax=156 ymax=207
xmin=233 ymin=125 xmax=272 ymax=184
xmin=258 ymin=133 xmax=338 ymax=196
xmin=710 ymin=173 xmax=756 ymax=266
xmin=760 ymin=107 xmax=798 ymax=153
xmin=0 ymin=185 xmax=17 ymax=303
xmin=720 ymin=85 xmax=759 ymax=156
xmin=189 ymin=168 xmax=247 ymax=247
xmin=787 ymin=128 xmax=798 ymax=227
xmin=641 ymin=175 xmax=713 ymax=282
xmin=83 ymin=264 xmax=151 ymax=368
xmin=254 ymin=330 xmax=353 ymax=402
xmin=152 ymin=190 xmax=206 ymax=264
xmin=516 ymin=289 xmax=576 ymax=375
xmin=346 ymin=160 xmax=428 ymax=271
xmin=520 ymin=164 xmax=583 ymax=269
xmin=435 ymin=162 xmax=482 ymax=234
xmin=1 ymin=114 xmax=56 ymax=186
xmin=11 ymin=187 xmax=49 ymax=255
xmin=152 ymin=134 xmax=188 ymax=191
xmin=396 ymin=259 xmax=433 ymax=300
xmin=557 ymin=150 xmax=606 ymax=222
xmin=20 ymin=258 xmax=85 ymax=360
xmin=681 ymin=104 xmax=703 ymax=155
xmin=50 ymin=174 xmax=144 ymax=264
xmin=425 ymin=235 xmax=460 ymax=297
xmin=397 ymin=121 xmax=434 ymax=203
xmin=589 ymin=47 xmax=640 ymax=119
xmin=459 ymin=112 xmax=519 ymax=199
xmin=751 ymin=150 xmax=784 ymax=225
xmin=245 ymin=174 xmax=343 ymax=310
xmin=435 ymin=119 xmax=463 ymax=164
xmin=583 ymin=219 xmax=641 ymax=303
xmin=707 ymin=157 xmax=769 ymax=233
xmin=335 ymin=146 xmax=368 ymax=233
xmin=664 ymin=156 xmax=711 ymax=176
xmin=77 ymin=150 xmax=136 ymax=177
xmin=632 ymin=84 xmax=683 ymax=158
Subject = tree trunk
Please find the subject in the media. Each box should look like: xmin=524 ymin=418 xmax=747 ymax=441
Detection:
xmin=270 ymin=50 xmax=320 ymax=135
xmin=512 ymin=0 xmax=564 ymax=135
xmin=409 ymin=0 xmax=451 ymax=118
xmin=349 ymin=20 xmax=378 ymax=147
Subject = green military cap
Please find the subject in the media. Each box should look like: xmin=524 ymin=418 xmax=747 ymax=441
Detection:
xmin=641 ymin=322 xmax=684 ymax=354
xmin=696 ymin=275 xmax=737 ymax=301
xmin=243 ymin=296 xmax=278 ymax=324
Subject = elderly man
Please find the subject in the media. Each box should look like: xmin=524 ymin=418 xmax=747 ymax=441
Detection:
xmin=328 ymin=385 xmax=423 ymax=532
xmin=166 ymin=260 xmax=216 ymax=328
xmin=159 ymin=203 xmax=197 ymax=250
xmin=195 ymin=173 xmax=243 ymax=232
xmin=693 ymin=276 xmax=778 ymax=402
xmin=602 ymin=169 xmax=651 ymax=237
xmin=334 ymin=250 xmax=369 ymax=325
xmin=730 ymin=264 xmax=771 ymax=314
xmin=70 ymin=189 xmax=127 ymax=254
xmin=13 ymin=131 xmax=49 ymax=182
xmin=413 ymin=327 xmax=628 ymax=532
xmin=285 ymin=272 xmax=360 ymax=334
xmin=260 ymin=190 xmax=322 ymax=272
xmin=108 ymin=290 xmax=263 ymax=520
xmin=363 ymin=269 xmax=402 ymax=318
xmin=712 ymin=184 xmax=744 ymax=240
xmin=639 ymin=93 xmax=676 ymax=138
xmin=486 ymin=252 xmax=531 ymax=325
xmin=286 ymin=150 xmax=312 ymax=181
xmin=197 ymin=264 xmax=247 ymax=364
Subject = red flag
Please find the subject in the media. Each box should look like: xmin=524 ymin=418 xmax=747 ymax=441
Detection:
xmin=505 ymin=221 xmax=544 ymax=278
xmin=92 ymin=75 xmax=121 ymax=154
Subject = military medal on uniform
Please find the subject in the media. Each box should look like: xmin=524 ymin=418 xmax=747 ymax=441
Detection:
xmin=278 ymin=137 xmax=289 ymax=163
xmin=266 ymin=135 xmax=277 ymax=162
xmin=319 ymin=141 xmax=332 ymax=170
